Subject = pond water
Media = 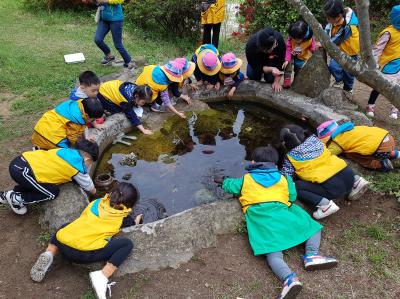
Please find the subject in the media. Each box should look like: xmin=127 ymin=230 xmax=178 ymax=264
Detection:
xmin=95 ymin=103 xmax=294 ymax=223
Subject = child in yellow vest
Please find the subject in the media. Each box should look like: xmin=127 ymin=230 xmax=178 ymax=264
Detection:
xmin=98 ymin=80 xmax=154 ymax=135
xmin=323 ymin=0 xmax=360 ymax=93
xmin=201 ymin=0 xmax=225 ymax=48
xmin=366 ymin=5 xmax=400 ymax=120
xmin=317 ymin=120 xmax=399 ymax=171
xmin=30 ymin=183 xmax=143 ymax=299
xmin=282 ymin=20 xmax=316 ymax=88
xmin=216 ymin=146 xmax=337 ymax=299
xmin=280 ymin=125 xmax=355 ymax=219
xmin=32 ymin=98 xmax=104 ymax=150
xmin=0 ymin=140 xmax=98 ymax=215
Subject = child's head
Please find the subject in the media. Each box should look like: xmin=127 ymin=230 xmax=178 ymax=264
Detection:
xmin=390 ymin=5 xmax=400 ymax=29
xmin=134 ymin=85 xmax=153 ymax=106
xmin=109 ymin=182 xmax=140 ymax=210
xmin=220 ymin=52 xmax=243 ymax=76
xmin=82 ymin=98 xmax=104 ymax=121
xmin=257 ymin=30 xmax=278 ymax=53
xmin=79 ymin=71 xmax=100 ymax=99
xmin=175 ymin=58 xmax=196 ymax=79
xmin=323 ymin=0 xmax=345 ymax=25
xmin=288 ymin=20 xmax=310 ymax=41
xmin=251 ymin=145 xmax=279 ymax=164
xmin=161 ymin=59 xmax=184 ymax=83
xmin=316 ymin=120 xmax=339 ymax=143
xmin=280 ymin=124 xmax=310 ymax=151
xmin=75 ymin=139 xmax=99 ymax=168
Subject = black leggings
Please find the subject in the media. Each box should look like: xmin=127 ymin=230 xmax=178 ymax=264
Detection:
xmin=295 ymin=166 xmax=354 ymax=208
xmin=203 ymin=23 xmax=221 ymax=48
xmin=368 ymin=90 xmax=380 ymax=105
xmin=51 ymin=232 xmax=133 ymax=268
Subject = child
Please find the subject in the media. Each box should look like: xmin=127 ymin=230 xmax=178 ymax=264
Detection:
xmin=0 ymin=139 xmax=98 ymax=215
xmin=30 ymin=183 xmax=143 ymax=299
xmin=98 ymin=80 xmax=154 ymax=135
xmin=135 ymin=59 xmax=187 ymax=119
xmin=169 ymin=58 xmax=197 ymax=105
xmin=32 ymin=98 xmax=104 ymax=150
xmin=201 ymin=0 xmax=225 ymax=48
xmin=216 ymin=146 xmax=337 ymax=299
xmin=282 ymin=20 xmax=316 ymax=88
xmin=366 ymin=5 xmax=400 ymax=120
xmin=191 ymin=44 xmax=222 ymax=90
xmin=280 ymin=125 xmax=354 ymax=219
xmin=217 ymin=52 xmax=244 ymax=99
xmin=317 ymin=120 xmax=400 ymax=171
xmin=323 ymin=0 xmax=360 ymax=93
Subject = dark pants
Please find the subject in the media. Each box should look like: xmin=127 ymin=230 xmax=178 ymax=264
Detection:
xmin=9 ymin=156 xmax=60 ymax=204
xmin=94 ymin=19 xmax=131 ymax=64
xmin=328 ymin=57 xmax=358 ymax=91
xmin=295 ymin=166 xmax=354 ymax=208
xmin=246 ymin=63 xmax=275 ymax=83
xmin=368 ymin=89 xmax=380 ymax=105
xmin=203 ymin=23 xmax=221 ymax=48
xmin=52 ymin=232 xmax=133 ymax=268
xmin=98 ymin=94 xmax=121 ymax=114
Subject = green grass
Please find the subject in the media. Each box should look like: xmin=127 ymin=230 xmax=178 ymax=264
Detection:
xmin=366 ymin=170 xmax=400 ymax=200
xmin=80 ymin=289 xmax=95 ymax=299
xmin=37 ymin=230 xmax=52 ymax=246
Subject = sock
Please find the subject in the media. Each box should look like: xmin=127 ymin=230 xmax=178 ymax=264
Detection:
xmin=317 ymin=198 xmax=330 ymax=206
xmin=391 ymin=150 xmax=399 ymax=159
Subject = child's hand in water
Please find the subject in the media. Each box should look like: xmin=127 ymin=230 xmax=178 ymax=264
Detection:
xmin=134 ymin=214 xmax=143 ymax=225
xmin=227 ymin=87 xmax=236 ymax=100
xmin=214 ymin=176 xmax=226 ymax=185
xmin=177 ymin=111 xmax=186 ymax=119
xmin=141 ymin=129 xmax=153 ymax=135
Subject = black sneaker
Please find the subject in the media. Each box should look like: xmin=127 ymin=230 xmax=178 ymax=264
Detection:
xmin=4 ymin=190 xmax=27 ymax=215
xmin=381 ymin=159 xmax=394 ymax=172
xmin=101 ymin=55 xmax=115 ymax=65
xmin=123 ymin=61 xmax=136 ymax=69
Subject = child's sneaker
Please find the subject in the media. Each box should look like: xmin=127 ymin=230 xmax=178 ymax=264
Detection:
xmin=31 ymin=251 xmax=53 ymax=282
xmin=278 ymin=273 xmax=302 ymax=299
xmin=89 ymin=270 xmax=112 ymax=299
xmin=150 ymin=103 xmax=166 ymax=113
xmin=348 ymin=176 xmax=369 ymax=201
xmin=313 ymin=200 xmax=339 ymax=219
xmin=101 ymin=55 xmax=115 ymax=65
xmin=381 ymin=159 xmax=394 ymax=172
xmin=303 ymin=254 xmax=338 ymax=271
xmin=366 ymin=104 xmax=375 ymax=117
xmin=123 ymin=61 xmax=137 ymax=69
xmin=331 ymin=81 xmax=343 ymax=88
xmin=4 ymin=190 xmax=27 ymax=215
xmin=390 ymin=106 xmax=398 ymax=120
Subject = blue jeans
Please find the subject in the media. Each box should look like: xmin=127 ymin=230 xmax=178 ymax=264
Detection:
xmin=246 ymin=64 xmax=275 ymax=83
xmin=94 ymin=19 xmax=131 ymax=64
xmin=328 ymin=56 xmax=358 ymax=91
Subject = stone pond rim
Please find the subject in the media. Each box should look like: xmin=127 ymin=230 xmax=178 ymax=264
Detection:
xmin=39 ymin=78 xmax=371 ymax=275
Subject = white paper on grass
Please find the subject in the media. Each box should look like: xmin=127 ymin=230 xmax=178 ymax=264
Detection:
xmin=64 ymin=53 xmax=85 ymax=64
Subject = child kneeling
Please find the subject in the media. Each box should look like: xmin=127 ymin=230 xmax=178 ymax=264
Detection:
xmin=31 ymin=183 xmax=143 ymax=299
xmin=216 ymin=146 xmax=337 ymax=299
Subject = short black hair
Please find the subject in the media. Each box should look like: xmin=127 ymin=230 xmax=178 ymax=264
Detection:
xmin=280 ymin=124 xmax=310 ymax=151
xmin=82 ymin=98 xmax=104 ymax=119
xmin=110 ymin=182 xmax=140 ymax=209
xmin=135 ymin=84 xmax=153 ymax=102
xmin=79 ymin=71 xmax=100 ymax=86
xmin=252 ymin=145 xmax=279 ymax=164
xmin=75 ymin=139 xmax=99 ymax=162
xmin=288 ymin=20 xmax=309 ymax=40
xmin=256 ymin=29 xmax=277 ymax=52
xmin=323 ymin=0 xmax=345 ymax=19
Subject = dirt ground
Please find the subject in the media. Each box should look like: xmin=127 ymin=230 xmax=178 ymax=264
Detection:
xmin=0 ymin=82 xmax=399 ymax=299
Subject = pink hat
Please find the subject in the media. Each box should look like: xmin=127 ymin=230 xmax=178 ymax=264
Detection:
xmin=220 ymin=52 xmax=243 ymax=74
xmin=197 ymin=50 xmax=222 ymax=76
xmin=161 ymin=59 xmax=184 ymax=82
xmin=175 ymin=57 xmax=196 ymax=78
xmin=316 ymin=120 xmax=339 ymax=140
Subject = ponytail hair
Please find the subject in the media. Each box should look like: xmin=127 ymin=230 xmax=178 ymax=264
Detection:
xmin=280 ymin=124 xmax=311 ymax=151
xmin=134 ymin=84 xmax=153 ymax=103
xmin=109 ymin=182 xmax=140 ymax=209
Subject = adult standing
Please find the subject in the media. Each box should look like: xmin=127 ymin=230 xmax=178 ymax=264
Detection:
xmin=201 ymin=0 xmax=225 ymax=48
xmin=90 ymin=0 xmax=134 ymax=69
xmin=245 ymin=27 xmax=286 ymax=92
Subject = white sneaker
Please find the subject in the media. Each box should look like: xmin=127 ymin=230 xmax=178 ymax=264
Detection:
xmin=348 ymin=176 xmax=369 ymax=200
xmin=5 ymin=190 xmax=27 ymax=215
xmin=31 ymin=251 xmax=53 ymax=282
xmin=313 ymin=200 xmax=339 ymax=219
xmin=89 ymin=270 xmax=109 ymax=299
xmin=366 ymin=104 xmax=375 ymax=117
xmin=303 ymin=255 xmax=338 ymax=271
xmin=390 ymin=106 xmax=398 ymax=120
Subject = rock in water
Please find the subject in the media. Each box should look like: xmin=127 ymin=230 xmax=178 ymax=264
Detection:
xmin=119 ymin=152 xmax=137 ymax=167
xmin=292 ymin=49 xmax=331 ymax=98
xmin=132 ymin=198 xmax=168 ymax=223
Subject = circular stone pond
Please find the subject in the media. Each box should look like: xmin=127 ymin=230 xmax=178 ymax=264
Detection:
xmin=95 ymin=102 xmax=297 ymax=222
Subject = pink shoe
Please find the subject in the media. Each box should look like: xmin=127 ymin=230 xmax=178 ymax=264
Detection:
xmin=366 ymin=104 xmax=375 ymax=117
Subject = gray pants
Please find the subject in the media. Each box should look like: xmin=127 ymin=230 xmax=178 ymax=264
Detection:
xmin=265 ymin=230 xmax=322 ymax=281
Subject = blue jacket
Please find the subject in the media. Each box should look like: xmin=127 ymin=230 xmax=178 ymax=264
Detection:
xmin=100 ymin=2 xmax=124 ymax=22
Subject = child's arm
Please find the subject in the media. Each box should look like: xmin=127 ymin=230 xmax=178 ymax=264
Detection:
xmin=73 ymin=173 xmax=96 ymax=195
xmin=373 ymin=32 xmax=390 ymax=64
xmin=221 ymin=177 xmax=244 ymax=196
xmin=121 ymin=214 xmax=143 ymax=228
xmin=327 ymin=140 xmax=343 ymax=156
xmin=281 ymin=157 xmax=295 ymax=178
xmin=119 ymin=102 xmax=152 ymax=135
xmin=286 ymin=175 xmax=297 ymax=202
xmin=160 ymin=90 xmax=186 ymax=119
xmin=227 ymin=72 xmax=245 ymax=100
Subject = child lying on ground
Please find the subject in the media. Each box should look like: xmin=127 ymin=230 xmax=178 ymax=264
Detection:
xmin=98 ymin=80 xmax=154 ymax=135
xmin=30 ymin=183 xmax=143 ymax=299
xmin=216 ymin=146 xmax=338 ymax=299
xmin=217 ymin=52 xmax=244 ymax=99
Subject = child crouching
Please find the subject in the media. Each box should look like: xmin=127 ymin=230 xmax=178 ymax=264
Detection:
xmin=217 ymin=52 xmax=244 ymax=99
xmin=216 ymin=146 xmax=337 ymax=299
xmin=30 ymin=183 xmax=143 ymax=299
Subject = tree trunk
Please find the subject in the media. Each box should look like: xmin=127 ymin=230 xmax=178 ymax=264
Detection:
xmin=285 ymin=0 xmax=400 ymax=108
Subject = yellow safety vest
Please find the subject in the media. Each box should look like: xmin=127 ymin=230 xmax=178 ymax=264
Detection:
xmin=288 ymin=146 xmax=347 ymax=183
xmin=201 ymin=0 xmax=225 ymax=25
xmin=333 ymin=126 xmax=388 ymax=155
xmin=22 ymin=149 xmax=79 ymax=184
xmin=32 ymin=100 xmax=87 ymax=149
xmin=239 ymin=174 xmax=290 ymax=213
xmin=56 ymin=196 xmax=131 ymax=251
xmin=332 ymin=23 xmax=360 ymax=56
xmin=135 ymin=65 xmax=169 ymax=102
xmin=291 ymin=38 xmax=313 ymax=62
xmin=378 ymin=25 xmax=400 ymax=70
xmin=99 ymin=80 xmax=127 ymax=106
